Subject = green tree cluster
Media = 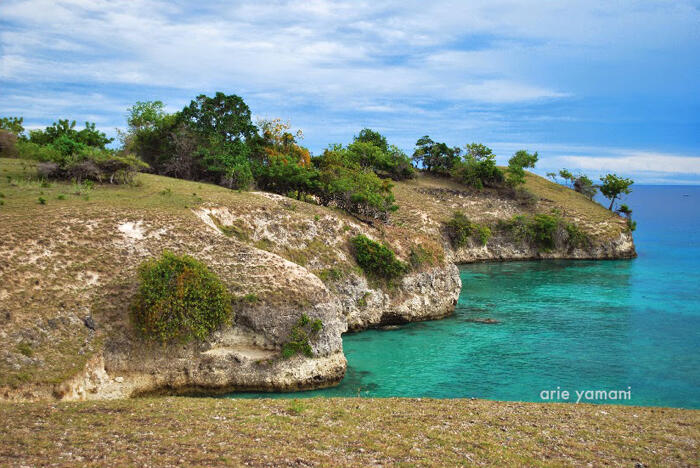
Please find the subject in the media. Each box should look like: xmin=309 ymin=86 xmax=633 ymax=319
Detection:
xmin=412 ymin=136 xmax=461 ymax=175
xmin=348 ymin=128 xmax=415 ymax=180
xmin=6 ymin=115 xmax=143 ymax=183
xmin=122 ymin=96 xmax=402 ymax=221
xmin=452 ymin=143 xmax=504 ymax=189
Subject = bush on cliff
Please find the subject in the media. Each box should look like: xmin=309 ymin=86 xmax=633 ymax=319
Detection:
xmin=130 ymin=251 xmax=233 ymax=343
xmin=504 ymin=212 xmax=589 ymax=251
xmin=445 ymin=211 xmax=491 ymax=247
xmin=351 ymin=234 xmax=407 ymax=280
xmin=282 ymin=313 xmax=323 ymax=358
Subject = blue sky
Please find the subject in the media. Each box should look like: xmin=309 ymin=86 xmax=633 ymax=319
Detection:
xmin=1 ymin=0 xmax=699 ymax=183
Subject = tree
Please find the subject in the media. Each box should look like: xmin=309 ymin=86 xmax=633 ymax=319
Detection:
xmin=0 ymin=116 xmax=25 ymax=137
xmin=558 ymin=169 xmax=574 ymax=187
xmin=546 ymin=172 xmax=558 ymax=182
xmin=347 ymin=130 xmax=414 ymax=180
xmin=506 ymin=150 xmax=538 ymax=187
xmin=354 ymin=128 xmax=388 ymax=153
xmin=123 ymin=101 xmax=181 ymax=171
xmin=255 ymin=118 xmax=311 ymax=166
xmin=255 ymin=157 xmax=319 ymax=199
xmin=412 ymin=136 xmax=460 ymax=175
xmin=453 ymin=143 xmax=503 ymax=189
xmin=599 ymin=173 xmax=633 ymax=210
xmin=314 ymin=146 xmax=398 ymax=221
xmin=127 ymin=101 xmax=167 ymax=131
xmin=573 ymin=174 xmax=597 ymax=200
xmin=180 ymin=92 xmax=257 ymax=144
xmin=28 ymin=119 xmax=113 ymax=149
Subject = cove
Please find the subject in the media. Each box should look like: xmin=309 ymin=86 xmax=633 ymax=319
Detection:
xmin=228 ymin=186 xmax=700 ymax=408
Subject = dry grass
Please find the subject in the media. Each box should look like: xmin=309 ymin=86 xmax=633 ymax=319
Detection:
xmin=0 ymin=397 xmax=697 ymax=467
xmin=390 ymin=171 xmax=626 ymax=240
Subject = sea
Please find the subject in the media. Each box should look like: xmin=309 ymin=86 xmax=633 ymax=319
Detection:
xmin=228 ymin=186 xmax=700 ymax=408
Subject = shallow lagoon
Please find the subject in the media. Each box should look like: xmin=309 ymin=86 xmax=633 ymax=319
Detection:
xmin=230 ymin=186 xmax=700 ymax=408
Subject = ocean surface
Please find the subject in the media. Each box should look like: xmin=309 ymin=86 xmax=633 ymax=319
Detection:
xmin=229 ymin=186 xmax=700 ymax=408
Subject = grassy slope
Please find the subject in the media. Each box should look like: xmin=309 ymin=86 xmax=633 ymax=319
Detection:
xmin=390 ymin=171 xmax=626 ymax=240
xmin=1 ymin=398 xmax=697 ymax=466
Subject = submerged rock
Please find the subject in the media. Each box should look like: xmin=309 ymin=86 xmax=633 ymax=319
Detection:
xmin=465 ymin=318 xmax=501 ymax=324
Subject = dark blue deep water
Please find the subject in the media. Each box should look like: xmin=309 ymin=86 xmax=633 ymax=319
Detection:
xmin=231 ymin=186 xmax=700 ymax=408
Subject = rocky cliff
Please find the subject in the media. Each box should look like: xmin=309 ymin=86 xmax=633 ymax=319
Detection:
xmin=0 ymin=159 xmax=635 ymax=400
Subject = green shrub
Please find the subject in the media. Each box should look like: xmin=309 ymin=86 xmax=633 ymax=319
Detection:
xmin=445 ymin=211 xmax=473 ymax=247
xmin=476 ymin=224 xmax=492 ymax=246
xmin=282 ymin=314 xmax=323 ymax=358
xmin=242 ymin=293 xmax=258 ymax=304
xmin=356 ymin=291 xmax=371 ymax=308
xmin=350 ymin=234 xmax=407 ymax=280
xmin=38 ymin=197 xmax=46 ymax=205
xmin=16 ymin=342 xmax=33 ymax=357
xmin=408 ymin=244 xmax=435 ymax=270
xmin=317 ymin=267 xmax=344 ymax=283
xmin=445 ymin=211 xmax=491 ymax=248
xmin=564 ymin=222 xmax=589 ymax=248
xmin=504 ymin=213 xmax=588 ymax=251
xmin=530 ymin=213 xmax=559 ymax=250
xmin=21 ymin=141 xmax=148 ymax=184
xmin=130 ymin=250 xmax=233 ymax=343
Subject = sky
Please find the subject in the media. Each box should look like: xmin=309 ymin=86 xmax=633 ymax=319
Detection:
xmin=1 ymin=0 xmax=699 ymax=183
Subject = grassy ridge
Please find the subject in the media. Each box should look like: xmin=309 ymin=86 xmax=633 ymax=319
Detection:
xmin=1 ymin=397 xmax=697 ymax=466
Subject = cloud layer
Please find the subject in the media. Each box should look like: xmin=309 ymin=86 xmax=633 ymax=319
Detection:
xmin=1 ymin=0 xmax=699 ymax=182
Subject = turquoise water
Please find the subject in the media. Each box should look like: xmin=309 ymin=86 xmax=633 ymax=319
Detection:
xmin=230 ymin=186 xmax=700 ymax=408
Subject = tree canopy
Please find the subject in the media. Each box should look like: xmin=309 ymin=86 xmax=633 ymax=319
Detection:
xmin=452 ymin=143 xmax=503 ymax=189
xmin=412 ymin=136 xmax=460 ymax=175
xmin=600 ymin=173 xmax=633 ymax=210
xmin=506 ymin=150 xmax=538 ymax=187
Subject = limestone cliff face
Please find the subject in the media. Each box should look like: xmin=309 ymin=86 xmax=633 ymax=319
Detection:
xmin=448 ymin=231 xmax=636 ymax=264
xmin=339 ymin=265 xmax=461 ymax=331
xmin=0 ymin=170 xmax=636 ymax=401
xmin=40 ymin=198 xmax=462 ymax=400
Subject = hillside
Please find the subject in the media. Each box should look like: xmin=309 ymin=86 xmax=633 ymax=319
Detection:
xmin=0 ymin=158 xmax=634 ymax=400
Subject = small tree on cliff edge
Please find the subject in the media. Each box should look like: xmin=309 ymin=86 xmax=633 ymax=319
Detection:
xmin=600 ymin=173 xmax=633 ymax=210
xmin=506 ymin=150 xmax=538 ymax=187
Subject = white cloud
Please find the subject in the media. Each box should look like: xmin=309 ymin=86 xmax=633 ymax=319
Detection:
xmin=485 ymin=142 xmax=700 ymax=183
xmin=1 ymin=0 xmax=698 ymax=178
xmin=557 ymin=153 xmax=700 ymax=175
